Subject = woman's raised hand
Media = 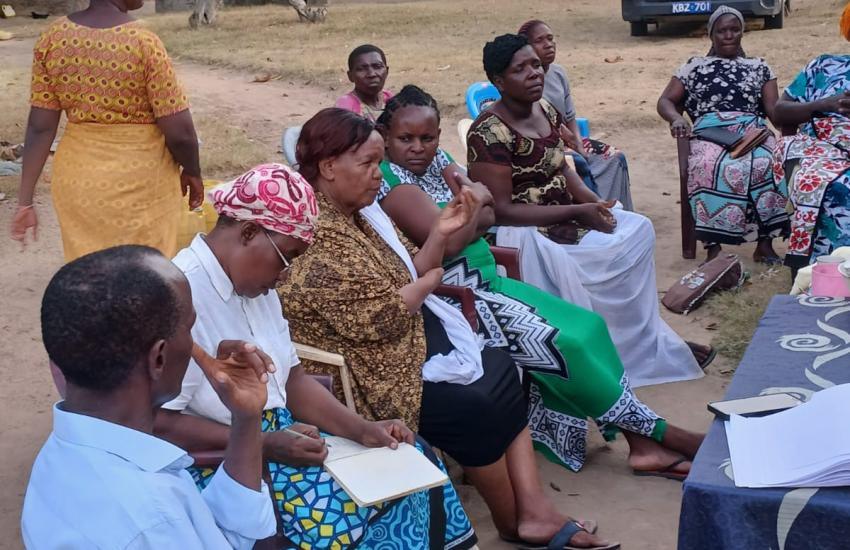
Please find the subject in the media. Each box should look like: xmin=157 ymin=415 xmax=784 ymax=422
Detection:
xmin=670 ymin=116 xmax=692 ymax=138
xmin=435 ymin=187 xmax=478 ymax=237
xmin=10 ymin=205 xmax=38 ymax=249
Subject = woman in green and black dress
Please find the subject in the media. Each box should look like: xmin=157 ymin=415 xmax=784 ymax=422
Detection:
xmin=376 ymin=85 xmax=703 ymax=477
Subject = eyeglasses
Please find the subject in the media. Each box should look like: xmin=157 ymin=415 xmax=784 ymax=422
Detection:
xmin=264 ymin=230 xmax=291 ymax=271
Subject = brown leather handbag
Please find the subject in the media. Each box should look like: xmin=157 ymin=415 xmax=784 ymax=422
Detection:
xmin=662 ymin=254 xmax=747 ymax=314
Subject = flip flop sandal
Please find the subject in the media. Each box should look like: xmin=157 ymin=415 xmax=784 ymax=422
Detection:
xmin=512 ymin=520 xmax=620 ymax=550
xmin=501 ymin=519 xmax=598 ymax=545
xmin=633 ymin=457 xmax=690 ymax=482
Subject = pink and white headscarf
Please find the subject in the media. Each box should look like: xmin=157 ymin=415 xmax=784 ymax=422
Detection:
xmin=210 ymin=163 xmax=319 ymax=244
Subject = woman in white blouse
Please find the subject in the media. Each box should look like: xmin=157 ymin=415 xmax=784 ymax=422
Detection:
xmin=153 ymin=163 xmax=479 ymax=550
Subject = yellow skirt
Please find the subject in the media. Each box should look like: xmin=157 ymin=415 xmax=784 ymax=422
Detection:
xmin=51 ymin=122 xmax=182 ymax=262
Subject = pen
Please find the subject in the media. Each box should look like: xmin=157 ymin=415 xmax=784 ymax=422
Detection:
xmin=284 ymin=428 xmax=331 ymax=447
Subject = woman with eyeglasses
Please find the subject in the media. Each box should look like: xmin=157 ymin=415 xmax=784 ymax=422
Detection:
xmin=153 ymin=163 xmax=479 ymax=550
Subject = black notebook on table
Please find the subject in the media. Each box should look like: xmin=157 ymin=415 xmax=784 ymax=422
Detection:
xmin=693 ymin=126 xmax=743 ymax=149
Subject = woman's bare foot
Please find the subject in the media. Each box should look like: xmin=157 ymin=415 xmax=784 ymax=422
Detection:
xmin=661 ymin=425 xmax=705 ymax=459
xmin=626 ymin=436 xmax=692 ymax=476
xmin=753 ymin=238 xmax=783 ymax=265
xmin=705 ymin=243 xmax=721 ymax=262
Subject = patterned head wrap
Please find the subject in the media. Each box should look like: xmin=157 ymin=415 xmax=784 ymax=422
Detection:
xmin=841 ymin=3 xmax=850 ymax=41
xmin=708 ymin=5 xmax=744 ymax=35
xmin=209 ymin=163 xmax=319 ymax=244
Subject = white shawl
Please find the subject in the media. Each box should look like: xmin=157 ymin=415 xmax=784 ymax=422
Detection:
xmin=359 ymin=201 xmax=484 ymax=385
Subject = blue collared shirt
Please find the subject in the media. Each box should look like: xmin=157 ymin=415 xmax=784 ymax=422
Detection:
xmin=22 ymin=405 xmax=276 ymax=549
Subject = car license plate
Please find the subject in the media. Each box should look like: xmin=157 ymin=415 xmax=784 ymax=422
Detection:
xmin=671 ymin=2 xmax=712 ymax=14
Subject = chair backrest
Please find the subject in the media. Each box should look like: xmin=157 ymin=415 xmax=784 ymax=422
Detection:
xmin=465 ymin=82 xmax=501 ymax=119
xmin=281 ymin=125 xmax=302 ymax=169
xmin=457 ymin=118 xmax=473 ymax=150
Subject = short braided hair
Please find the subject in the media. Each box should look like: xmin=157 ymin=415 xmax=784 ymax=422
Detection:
xmin=483 ymin=33 xmax=529 ymax=83
xmin=376 ymin=84 xmax=440 ymax=130
xmin=41 ymin=245 xmax=180 ymax=392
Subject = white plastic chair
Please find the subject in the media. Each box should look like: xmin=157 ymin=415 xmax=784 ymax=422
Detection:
xmin=281 ymin=126 xmax=302 ymax=170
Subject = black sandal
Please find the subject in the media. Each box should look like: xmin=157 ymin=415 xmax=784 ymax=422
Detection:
xmin=687 ymin=341 xmax=717 ymax=370
xmin=509 ymin=520 xmax=620 ymax=550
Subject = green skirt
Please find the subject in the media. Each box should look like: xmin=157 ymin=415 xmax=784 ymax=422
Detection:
xmin=441 ymin=238 xmax=667 ymax=471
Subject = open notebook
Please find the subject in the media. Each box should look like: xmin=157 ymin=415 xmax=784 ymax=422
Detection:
xmin=323 ymin=436 xmax=448 ymax=507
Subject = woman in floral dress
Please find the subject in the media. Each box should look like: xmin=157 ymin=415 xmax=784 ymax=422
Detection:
xmin=772 ymin=5 xmax=850 ymax=270
xmin=657 ymin=6 xmax=789 ymax=263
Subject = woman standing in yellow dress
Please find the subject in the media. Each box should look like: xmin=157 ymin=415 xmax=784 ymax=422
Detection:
xmin=10 ymin=0 xmax=203 ymax=261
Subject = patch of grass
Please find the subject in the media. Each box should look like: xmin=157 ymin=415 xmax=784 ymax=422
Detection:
xmin=704 ymin=266 xmax=792 ymax=362
xmin=195 ymin=115 xmax=268 ymax=178
xmin=147 ymin=0 xmax=848 ymax=124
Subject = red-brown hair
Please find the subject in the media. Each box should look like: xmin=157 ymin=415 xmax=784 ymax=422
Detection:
xmin=296 ymin=108 xmax=375 ymax=185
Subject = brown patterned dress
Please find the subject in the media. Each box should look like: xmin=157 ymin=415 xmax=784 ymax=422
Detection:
xmin=467 ymin=99 xmax=573 ymax=207
xmin=279 ymin=194 xmax=426 ymax=429
xmin=279 ymin=194 xmax=528 ymax=468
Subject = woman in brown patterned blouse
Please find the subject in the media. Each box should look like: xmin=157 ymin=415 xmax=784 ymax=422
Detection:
xmin=466 ymin=33 xmax=714 ymax=386
xmin=279 ymin=108 xmax=617 ymax=550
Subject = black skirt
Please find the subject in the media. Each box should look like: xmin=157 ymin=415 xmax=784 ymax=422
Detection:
xmin=417 ymin=305 xmax=527 ymax=467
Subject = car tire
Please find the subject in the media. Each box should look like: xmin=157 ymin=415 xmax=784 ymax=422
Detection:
xmin=764 ymin=6 xmax=784 ymax=29
xmin=630 ymin=21 xmax=648 ymax=36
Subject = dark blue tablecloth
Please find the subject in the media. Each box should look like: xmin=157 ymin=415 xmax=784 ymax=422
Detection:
xmin=678 ymin=295 xmax=850 ymax=550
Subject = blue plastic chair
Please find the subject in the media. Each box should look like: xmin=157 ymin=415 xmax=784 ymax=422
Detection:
xmin=464 ymin=81 xmax=590 ymax=138
xmin=465 ymin=82 xmax=501 ymax=119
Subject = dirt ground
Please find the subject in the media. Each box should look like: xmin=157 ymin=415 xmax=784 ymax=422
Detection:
xmin=0 ymin=0 xmax=842 ymax=548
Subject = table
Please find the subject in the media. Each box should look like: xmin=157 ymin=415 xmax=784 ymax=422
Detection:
xmin=678 ymin=295 xmax=850 ymax=550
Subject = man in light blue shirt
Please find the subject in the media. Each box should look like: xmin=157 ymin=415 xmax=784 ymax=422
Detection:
xmin=22 ymin=245 xmax=277 ymax=549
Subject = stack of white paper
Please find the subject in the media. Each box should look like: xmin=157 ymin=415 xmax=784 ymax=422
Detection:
xmin=726 ymin=384 xmax=850 ymax=488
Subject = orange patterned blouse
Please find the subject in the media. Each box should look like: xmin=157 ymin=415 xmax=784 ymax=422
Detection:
xmin=30 ymin=18 xmax=189 ymax=125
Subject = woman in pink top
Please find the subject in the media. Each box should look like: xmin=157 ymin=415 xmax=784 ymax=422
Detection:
xmin=335 ymin=44 xmax=394 ymax=122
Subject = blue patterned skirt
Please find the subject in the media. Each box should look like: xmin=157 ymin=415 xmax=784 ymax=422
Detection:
xmin=189 ymin=408 xmax=477 ymax=550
